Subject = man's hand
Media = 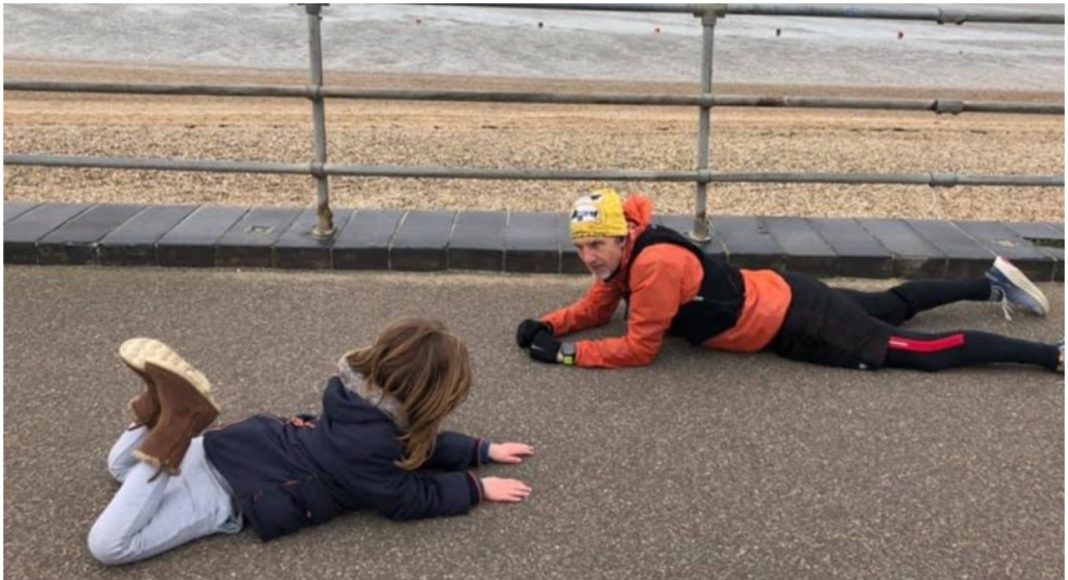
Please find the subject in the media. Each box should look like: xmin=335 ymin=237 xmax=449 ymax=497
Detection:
xmin=489 ymin=442 xmax=535 ymax=464
xmin=516 ymin=319 xmax=552 ymax=348
xmin=528 ymin=330 xmax=561 ymax=364
xmin=481 ymin=477 xmax=532 ymax=503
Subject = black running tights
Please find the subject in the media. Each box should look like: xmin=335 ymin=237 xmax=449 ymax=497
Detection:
xmin=835 ymin=278 xmax=1058 ymax=372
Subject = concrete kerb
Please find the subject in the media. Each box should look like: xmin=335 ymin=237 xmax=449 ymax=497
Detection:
xmin=3 ymin=202 xmax=1064 ymax=281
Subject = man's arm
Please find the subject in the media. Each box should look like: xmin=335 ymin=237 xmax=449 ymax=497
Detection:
xmin=574 ymin=247 xmax=698 ymax=368
xmin=540 ymin=279 xmax=623 ymax=336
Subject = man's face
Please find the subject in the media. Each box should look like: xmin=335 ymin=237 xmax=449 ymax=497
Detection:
xmin=573 ymin=237 xmax=626 ymax=280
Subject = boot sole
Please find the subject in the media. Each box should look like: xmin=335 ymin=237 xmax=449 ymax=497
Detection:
xmin=119 ymin=338 xmax=217 ymax=409
xmin=993 ymin=256 xmax=1050 ymax=316
xmin=143 ymin=361 xmax=221 ymax=413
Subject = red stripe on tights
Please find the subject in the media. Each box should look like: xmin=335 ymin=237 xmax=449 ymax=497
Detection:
xmin=887 ymin=334 xmax=965 ymax=353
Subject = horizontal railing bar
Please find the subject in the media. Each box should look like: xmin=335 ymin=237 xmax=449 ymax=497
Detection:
xmin=489 ymin=4 xmax=1065 ymax=24
xmin=5 ymin=154 xmax=1063 ymax=187
xmin=709 ymin=172 xmax=1065 ymax=187
xmin=714 ymin=96 xmax=1061 ymax=115
xmin=962 ymin=101 xmax=1065 ymax=115
xmin=3 ymin=81 xmax=311 ymax=98
xmin=3 ymin=154 xmax=309 ymax=174
xmin=467 ymin=4 xmax=706 ymax=13
xmin=329 ymin=165 xmax=695 ymax=181
xmin=726 ymin=4 xmax=1064 ymax=24
xmin=5 ymin=81 xmax=1062 ymax=115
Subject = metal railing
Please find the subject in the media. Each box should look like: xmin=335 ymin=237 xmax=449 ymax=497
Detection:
xmin=498 ymin=4 xmax=1065 ymax=24
xmin=4 ymin=3 xmax=1064 ymax=241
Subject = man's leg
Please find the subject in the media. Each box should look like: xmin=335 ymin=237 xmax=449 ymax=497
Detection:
xmin=881 ymin=328 xmax=1061 ymax=372
xmin=833 ymin=256 xmax=1049 ymax=325
xmin=985 ymin=256 xmax=1050 ymax=317
xmin=88 ymin=437 xmax=240 ymax=565
xmin=834 ymin=278 xmax=991 ymax=326
xmin=770 ymin=272 xmax=894 ymax=369
xmin=770 ymin=271 xmax=1062 ymax=373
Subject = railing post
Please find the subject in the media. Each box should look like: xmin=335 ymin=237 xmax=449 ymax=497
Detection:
xmin=304 ymin=4 xmax=334 ymax=237
xmin=690 ymin=5 xmax=725 ymax=244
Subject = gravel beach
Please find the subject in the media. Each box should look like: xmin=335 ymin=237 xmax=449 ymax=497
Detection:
xmin=4 ymin=59 xmax=1064 ymax=221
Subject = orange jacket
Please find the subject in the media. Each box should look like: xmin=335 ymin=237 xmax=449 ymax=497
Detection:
xmin=542 ymin=196 xmax=792 ymax=368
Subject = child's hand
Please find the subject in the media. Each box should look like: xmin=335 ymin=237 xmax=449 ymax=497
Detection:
xmin=289 ymin=416 xmax=316 ymax=429
xmin=489 ymin=442 xmax=535 ymax=464
xmin=481 ymin=477 xmax=531 ymax=503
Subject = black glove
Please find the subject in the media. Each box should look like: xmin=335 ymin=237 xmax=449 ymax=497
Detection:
xmin=528 ymin=330 xmax=561 ymax=364
xmin=516 ymin=319 xmax=552 ymax=348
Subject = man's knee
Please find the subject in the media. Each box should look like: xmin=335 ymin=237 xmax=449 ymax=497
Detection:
xmin=884 ymin=288 xmax=915 ymax=325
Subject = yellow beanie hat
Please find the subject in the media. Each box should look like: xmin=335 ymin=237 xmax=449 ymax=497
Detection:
xmin=569 ymin=188 xmax=628 ymax=239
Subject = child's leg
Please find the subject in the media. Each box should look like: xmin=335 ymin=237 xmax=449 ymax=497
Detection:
xmin=88 ymin=437 xmax=240 ymax=566
xmin=106 ymin=425 xmax=150 ymax=483
xmin=882 ymin=328 xmax=1060 ymax=372
xmin=833 ymin=278 xmax=991 ymax=326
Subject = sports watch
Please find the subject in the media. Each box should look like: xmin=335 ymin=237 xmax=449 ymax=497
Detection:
xmin=558 ymin=342 xmax=577 ymax=366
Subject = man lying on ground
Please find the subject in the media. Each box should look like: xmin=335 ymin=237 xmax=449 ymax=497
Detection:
xmin=516 ymin=187 xmax=1062 ymax=373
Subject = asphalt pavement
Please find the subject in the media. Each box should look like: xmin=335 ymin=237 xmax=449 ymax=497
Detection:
xmin=3 ymin=266 xmax=1063 ymax=579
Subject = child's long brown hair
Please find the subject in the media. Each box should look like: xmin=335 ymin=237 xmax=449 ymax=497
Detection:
xmin=345 ymin=318 xmax=472 ymax=470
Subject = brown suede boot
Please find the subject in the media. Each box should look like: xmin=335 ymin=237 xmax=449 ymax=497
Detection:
xmin=120 ymin=338 xmax=213 ymax=430
xmin=119 ymin=338 xmax=161 ymax=429
xmin=133 ymin=361 xmax=220 ymax=477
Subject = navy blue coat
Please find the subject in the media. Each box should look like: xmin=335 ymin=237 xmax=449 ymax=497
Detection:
xmin=203 ymin=376 xmax=488 ymax=541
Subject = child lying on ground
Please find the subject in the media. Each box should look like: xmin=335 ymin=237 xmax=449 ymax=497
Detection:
xmin=88 ymin=318 xmax=534 ymax=565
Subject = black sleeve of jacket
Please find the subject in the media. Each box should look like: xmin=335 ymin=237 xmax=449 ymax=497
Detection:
xmin=421 ymin=431 xmax=489 ymax=471
xmin=367 ymin=464 xmax=482 ymax=521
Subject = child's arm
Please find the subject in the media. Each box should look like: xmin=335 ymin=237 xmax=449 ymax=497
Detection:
xmin=370 ymin=468 xmax=531 ymax=521
xmin=421 ymin=432 xmax=489 ymax=471
xmin=423 ymin=432 xmax=535 ymax=471
xmin=372 ymin=468 xmax=483 ymax=521
xmin=363 ymin=438 xmax=533 ymax=521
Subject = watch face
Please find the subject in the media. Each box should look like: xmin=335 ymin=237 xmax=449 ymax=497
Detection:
xmin=560 ymin=343 xmax=577 ymax=365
